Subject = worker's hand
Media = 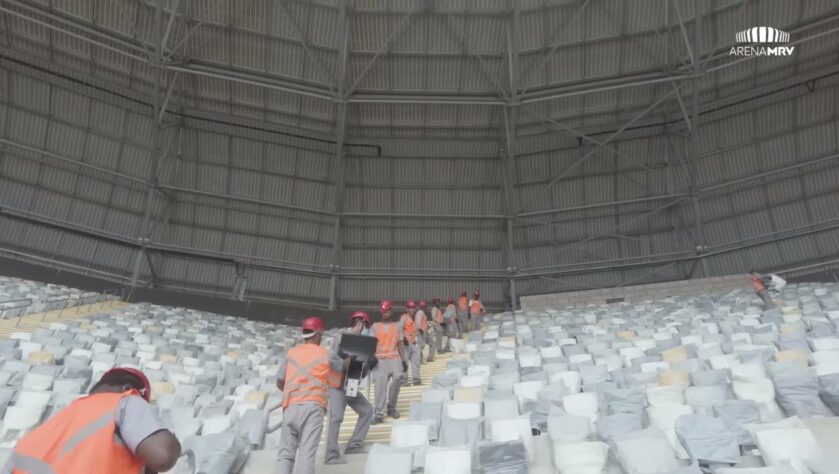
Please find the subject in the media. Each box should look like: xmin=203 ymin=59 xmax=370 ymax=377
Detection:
xmin=403 ymin=337 xmax=409 ymax=345
xmin=419 ymin=330 xmax=425 ymax=336
xmin=402 ymin=361 xmax=408 ymax=373
xmin=369 ymin=357 xmax=379 ymax=370
xmin=337 ymin=349 xmax=349 ymax=359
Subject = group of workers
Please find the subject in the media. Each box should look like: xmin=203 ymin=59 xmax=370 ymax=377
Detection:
xmin=1 ymin=290 xmax=486 ymax=474
xmin=279 ymin=289 xmax=486 ymax=472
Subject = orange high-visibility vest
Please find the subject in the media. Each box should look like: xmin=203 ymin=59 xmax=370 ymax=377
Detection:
xmin=401 ymin=313 xmax=417 ymax=344
xmin=470 ymin=300 xmax=483 ymax=315
xmin=373 ymin=322 xmax=400 ymax=360
xmin=458 ymin=296 xmax=468 ymax=311
xmin=417 ymin=310 xmax=428 ymax=333
xmin=11 ymin=390 xmax=145 ymax=474
xmin=282 ymin=343 xmax=339 ymax=409
xmin=751 ymin=275 xmax=765 ymax=292
xmin=432 ymin=307 xmax=444 ymax=324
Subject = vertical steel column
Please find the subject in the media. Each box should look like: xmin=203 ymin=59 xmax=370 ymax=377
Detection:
xmin=688 ymin=0 xmax=709 ymax=277
xmin=328 ymin=0 xmax=350 ymax=310
xmin=502 ymin=1 xmax=520 ymax=311
xmin=131 ymin=0 xmax=165 ymax=286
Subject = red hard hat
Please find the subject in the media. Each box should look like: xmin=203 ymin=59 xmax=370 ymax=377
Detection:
xmin=350 ymin=310 xmax=371 ymax=326
xmin=302 ymin=316 xmax=324 ymax=332
xmin=102 ymin=367 xmax=151 ymax=402
xmin=406 ymin=299 xmax=416 ymax=309
xmin=447 ymin=296 xmax=454 ymax=304
xmin=474 ymin=290 xmax=480 ymax=297
xmin=419 ymin=300 xmax=427 ymax=309
xmin=380 ymin=299 xmax=393 ymax=312
xmin=432 ymin=297 xmax=440 ymax=304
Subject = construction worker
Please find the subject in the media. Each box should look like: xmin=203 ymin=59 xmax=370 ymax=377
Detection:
xmin=428 ymin=297 xmax=446 ymax=360
xmin=457 ymin=291 xmax=469 ymax=334
xmin=444 ymin=296 xmax=458 ymax=340
xmin=371 ymin=300 xmax=408 ymax=424
xmin=276 ymin=316 xmax=346 ymax=474
xmin=416 ymin=300 xmax=430 ymax=363
xmin=401 ymin=300 xmax=422 ymax=385
xmin=470 ymin=290 xmax=486 ymax=330
xmin=750 ymin=270 xmax=775 ymax=309
xmin=4 ymin=367 xmax=181 ymax=474
xmin=324 ymin=311 xmax=376 ymax=464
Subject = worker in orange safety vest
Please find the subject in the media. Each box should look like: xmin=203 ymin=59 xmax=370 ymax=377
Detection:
xmin=275 ymin=316 xmax=346 ymax=474
xmin=416 ymin=300 xmax=430 ymax=363
xmin=457 ymin=291 xmax=469 ymax=334
xmin=750 ymin=270 xmax=775 ymax=309
xmin=428 ymin=297 xmax=447 ymax=361
xmin=371 ymin=300 xmax=407 ymax=423
xmin=401 ymin=300 xmax=422 ymax=385
xmin=469 ymin=290 xmax=486 ymax=330
xmin=6 ymin=367 xmax=181 ymax=474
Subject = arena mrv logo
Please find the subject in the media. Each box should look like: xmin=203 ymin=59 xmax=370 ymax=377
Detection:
xmin=730 ymin=26 xmax=795 ymax=56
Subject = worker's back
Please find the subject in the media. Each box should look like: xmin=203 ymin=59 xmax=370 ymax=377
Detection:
xmin=11 ymin=391 xmax=144 ymax=474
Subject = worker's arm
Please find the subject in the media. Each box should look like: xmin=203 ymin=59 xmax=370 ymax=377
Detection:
xmin=116 ymin=397 xmax=181 ymax=473
xmin=397 ymin=325 xmax=406 ymax=360
xmin=276 ymin=358 xmax=287 ymax=391
xmin=136 ymin=431 xmax=181 ymax=473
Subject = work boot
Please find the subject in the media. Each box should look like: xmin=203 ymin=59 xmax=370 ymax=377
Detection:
xmin=372 ymin=415 xmax=384 ymax=424
xmin=413 ymin=379 xmax=422 ymax=386
xmin=324 ymin=457 xmax=347 ymax=465
xmin=387 ymin=409 xmax=400 ymax=419
xmin=427 ymin=358 xmax=434 ymax=363
xmin=344 ymin=445 xmax=365 ymax=455
xmin=401 ymin=379 xmax=411 ymax=386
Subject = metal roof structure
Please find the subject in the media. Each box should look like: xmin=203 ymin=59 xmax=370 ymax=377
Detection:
xmin=1 ymin=0 xmax=838 ymax=309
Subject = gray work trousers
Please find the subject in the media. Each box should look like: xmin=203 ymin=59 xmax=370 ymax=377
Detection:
xmin=325 ymin=386 xmax=374 ymax=461
xmin=373 ymin=358 xmax=403 ymax=417
xmin=456 ymin=310 xmax=467 ymax=337
xmin=275 ymin=403 xmax=324 ymax=474
xmin=405 ymin=341 xmax=421 ymax=382
xmin=471 ymin=312 xmax=482 ymax=330
xmin=428 ymin=322 xmax=444 ymax=360
xmin=758 ymin=290 xmax=775 ymax=308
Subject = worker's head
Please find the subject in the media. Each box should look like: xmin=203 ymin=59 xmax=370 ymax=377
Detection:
xmin=301 ymin=316 xmax=325 ymax=344
xmin=432 ymin=297 xmax=440 ymax=307
xmin=379 ymin=299 xmax=393 ymax=320
xmin=447 ymin=296 xmax=454 ymax=305
xmin=406 ymin=299 xmax=416 ymax=315
xmin=418 ymin=300 xmax=427 ymax=311
xmin=750 ymin=269 xmax=757 ymax=275
xmin=461 ymin=291 xmax=467 ymax=297
xmin=349 ymin=310 xmax=371 ymax=333
xmin=474 ymin=290 xmax=480 ymax=299
xmin=91 ymin=367 xmax=151 ymax=402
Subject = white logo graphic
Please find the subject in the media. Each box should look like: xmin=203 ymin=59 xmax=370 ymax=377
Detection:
xmin=730 ymin=26 xmax=795 ymax=56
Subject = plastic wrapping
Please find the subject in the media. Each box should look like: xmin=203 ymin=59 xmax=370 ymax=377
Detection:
xmin=603 ymin=388 xmax=646 ymax=415
xmin=596 ymin=413 xmax=643 ymax=443
xmin=771 ymin=373 xmax=832 ymax=418
xmin=819 ymin=373 xmax=839 ymax=415
xmin=410 ymin=401 xmax=443 ymax=441
xmin=179 ymin=432 xmax=251 ymax=474
xmin=478 ymin=440 xmax=528 ymax=474
xmin=674 ymin=414 xmax=740 ymax=464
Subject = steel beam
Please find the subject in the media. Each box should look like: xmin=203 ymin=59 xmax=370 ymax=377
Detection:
xmin=275 ymin=0 xmax=338 ymax=93
xmin=686 ymin=0 xmax=709 ymax=277
xmin=328 ymin=0 xmax=350 ymax=310
xmin=502 ymin=0 xmax=520 ymax=311
xmin=345 ymin=8 xmax=417 ymax=96
xmin=517 ymin=86 xmax=681 ymax=213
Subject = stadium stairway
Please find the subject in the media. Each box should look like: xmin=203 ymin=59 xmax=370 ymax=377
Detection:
xmin=242 ymin=350 xmax=459 ymax=473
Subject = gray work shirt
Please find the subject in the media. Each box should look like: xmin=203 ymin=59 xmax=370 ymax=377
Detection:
xmin=1 ymin=394 xmax=168 ymax=473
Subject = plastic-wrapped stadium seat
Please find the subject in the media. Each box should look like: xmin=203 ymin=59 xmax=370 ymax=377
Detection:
xmin=3 ymin=405 xmax=45 ymax=431
xmin=453 ymin=386 xmax=484 ymax=403
xmin=491 ymin=416 xmax=534 ymax=461
xmin=446 ymin=402 xmax=481 ymax=420
xmin=410 ymin=402 xmax=442 ymax=441
xmin=553 ymin=441 xmax=608 ymax=474
xmin=425 ymin=446 xmax=471 ymax=474
xmin=614 ymin=429 xmax=678 ymax=474
xmin=365 ymin=444 xmax=414 ymax=474
xmin=646 ymin=385 xmax=684 ymax=407
xmin=422 ymin=389 xmax=451 ymax=404
xmin=674 ymin=414 xmax=740 ymax=464
xmin=547 ymin=414 xmax=590 ymax=443
xmin=390 ymin=421 xmax=430 ymax=469
xmin=513 ymin=380 xmax=545 ymax=411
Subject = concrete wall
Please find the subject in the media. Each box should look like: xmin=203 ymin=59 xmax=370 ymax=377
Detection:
xmin=521 ymin=274 xmax=751 ymax=310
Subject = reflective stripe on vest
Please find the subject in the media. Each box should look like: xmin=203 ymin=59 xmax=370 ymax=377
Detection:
xmin=401 ymin=313 xmax=417 ymax=344
xmin=282 ymin=344 xmax=331 ymax=409
xmin=374 ymin=323 xmax=399 ymax=359
xmin=12 ymin=391 xmax=145 ymax=474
